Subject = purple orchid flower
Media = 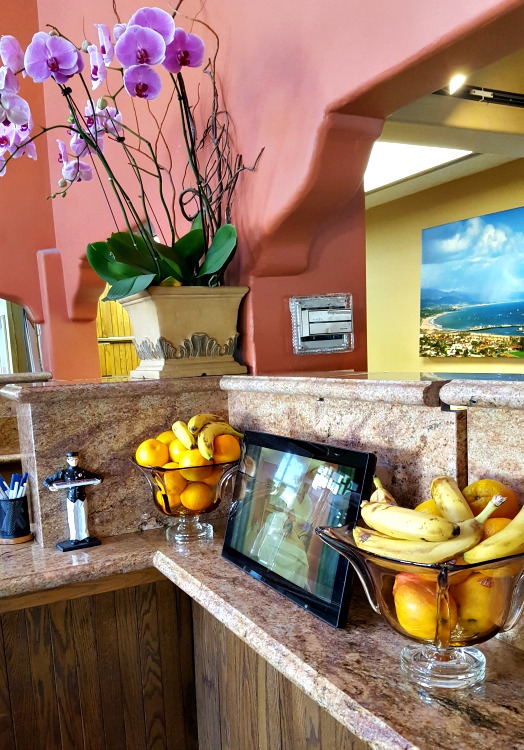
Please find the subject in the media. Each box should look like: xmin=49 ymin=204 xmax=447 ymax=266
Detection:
xmin=123 ymin=64 xmax=162 ymax=100
xmin=163 ymin=29 xmax=205 ymax=74
xmin=87 ymin=44 xmax=106 ymax=90
xmin=115 ymin=25 xmax=165 ymax=69
xmin=69 ymin=128 xmax=104 ymax=157
xmin=0 ymin=36 xmax=25 ymax=73
xmin=57 ymin=138 xmax=92 ymax=182
xmin=84 ymin=102 xmax=103 ymax=132
xmin=24 ymin=32 xmax=83 ymax=83
xmin=0 ymin=93 xmax=30 ymax=126
xmin=95 ymin=24 xmax=114 ymax=65
xmin=96 ymin=105 xmax=123 ymax=137
xmin=0 ymin=66 xmax=20 ymax=96
xmin=0 ymin=157 xmax=6 ymax=176
xmin=0 ymin=121 xmax=15 ymax=153
xmin=10 ymin=131 xmax=37 ymax=160
xmin=127 ymin=7 xmax=175 ymax=45
xmin=113 ymin=23 xmax=127 ymax=43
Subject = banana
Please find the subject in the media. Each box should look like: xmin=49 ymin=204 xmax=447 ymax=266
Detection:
xmin=369 ymin=477 xmax=397 ymax=505
xmin=463 ymin=502 xmax=524 ymax=564
xmin=353 ymin=495 xmax=506 ymax=564
xmin=197 ymin=421 xmax=244 ymax=460
xmin=187 ymin=413 xmax=226 ymax=434
xmin=360 ymin=501 xmax=458 ymax=542
xmin=431 ymin=476 xmax=474 ymax=523
xmin=172 ymin=420 xmax=196 ymax=450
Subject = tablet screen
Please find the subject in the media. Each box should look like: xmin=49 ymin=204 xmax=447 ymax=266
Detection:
xmin=222 ymin=431 xmax=376 ymax=627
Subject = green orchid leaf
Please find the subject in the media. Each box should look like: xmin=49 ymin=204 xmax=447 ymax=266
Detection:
xmin=106 ymin=232 xmax=158 ymax=273
xmin=173 ymin=228 xmax=206 ymax=261
xmin=102 ymin=274 xmax=157 ymax=301
xmin=87 ymin=242 xmax=152 ymax=284
xmin=155 ymin=252 xmax=186 ymax=283
xmin=197 ymin=224 xmax=237 ymax=278
xmin=191 ymin=213 xmax=203 ymax=231
xmin=154 ymin=228 xmax=205 ymax=266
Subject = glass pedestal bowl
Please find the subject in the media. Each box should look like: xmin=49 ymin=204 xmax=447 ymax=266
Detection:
xmin=316 ymin=523 xmax=524 ymax=690
xmin=133 ymin=459 xmax=239 ymax=544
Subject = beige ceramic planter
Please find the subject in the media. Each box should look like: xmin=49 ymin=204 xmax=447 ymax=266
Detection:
xmin=120 ymin=285 xmax=249 ymax=379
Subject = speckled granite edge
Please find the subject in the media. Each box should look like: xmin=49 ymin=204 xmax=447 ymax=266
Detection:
xmin=439 ymin=381 xmax=524 ymax=409
xmin=154 ymin=549 xmax=419 ymax=750
xmin=0 ymin=530 xmax=169 ymax=598
xmin=220 ymin=375 xmax=446 ymax=406
xmin=0 ymin=375 xmax=224 ymax=403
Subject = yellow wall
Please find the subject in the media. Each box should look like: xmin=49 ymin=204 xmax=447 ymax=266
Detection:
xmin=365 ymin=159 xmax=524 ymax=374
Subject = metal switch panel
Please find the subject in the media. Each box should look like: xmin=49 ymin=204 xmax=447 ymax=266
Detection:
xmin=289 ymin=293 xmax=354 ymax=354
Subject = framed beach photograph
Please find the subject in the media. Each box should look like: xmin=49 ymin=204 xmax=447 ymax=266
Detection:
xmin=420 ymin=206 xmax=524 ymax=358
xmin=222 ymin=431 xmax=376 ymax=627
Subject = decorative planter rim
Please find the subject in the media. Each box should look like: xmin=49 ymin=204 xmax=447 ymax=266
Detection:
xmin=121 ymin=285 xmax=250 ymax=306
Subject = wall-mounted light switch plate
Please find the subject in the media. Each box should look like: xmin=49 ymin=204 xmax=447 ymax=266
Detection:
xmin=289 ymin=293 xmax=354 ymax=355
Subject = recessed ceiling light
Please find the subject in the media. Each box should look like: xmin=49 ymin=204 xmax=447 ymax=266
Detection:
xmin=364 ymin=142 xmax=472 ymax=192
xmin=449 ymin=73 xmax=467 ymax=95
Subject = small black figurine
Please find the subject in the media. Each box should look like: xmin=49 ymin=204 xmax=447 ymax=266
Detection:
xmin=43 ymin=451 xmax=103 ymax=552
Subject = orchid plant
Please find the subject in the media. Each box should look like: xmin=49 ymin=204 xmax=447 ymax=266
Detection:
xmin=0 ymin=6 xmax=260 ymax=300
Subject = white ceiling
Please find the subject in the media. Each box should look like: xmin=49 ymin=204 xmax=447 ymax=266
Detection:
xmin=365 ymin=47 xmax=524 ymax=208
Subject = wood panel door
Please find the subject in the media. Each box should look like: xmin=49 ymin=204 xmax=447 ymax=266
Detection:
xmin=192 ymin=603 xmax=369 ymax=750
xmin=0 ymin=578 xmax=198 ymax=750
xmin=96 ymin=293 xmax=139 ymax=378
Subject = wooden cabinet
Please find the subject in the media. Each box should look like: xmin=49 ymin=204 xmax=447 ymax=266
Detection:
xmin=192 ymin=604 xmax=368 ymax=750
xmin=0 ymin=577 xmax=197 ymax=750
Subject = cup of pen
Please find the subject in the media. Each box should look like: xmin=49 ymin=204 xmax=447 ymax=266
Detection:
xmin=0 ymin=473 xmax=33 ymax=544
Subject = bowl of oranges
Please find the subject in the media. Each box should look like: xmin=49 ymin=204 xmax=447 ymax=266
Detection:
xmin=133 ymin=413 xmax=242 ymax=543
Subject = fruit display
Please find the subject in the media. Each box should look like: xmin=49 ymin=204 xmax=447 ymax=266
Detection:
xmin=134 ymin=413 xmax=243 ymax=517
xmin=354 ymin=475 xmax=522 ymax=566
xmin=317 ymin=475 xmax=524 ymax=688
xmin=350 ymin=475 xmax=524 ymax=643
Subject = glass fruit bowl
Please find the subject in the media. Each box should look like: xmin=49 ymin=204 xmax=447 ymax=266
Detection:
xmin=133 ymin=458 xmax=239 ymax=543
xmin=316 ymin=523 xmax=524 ymax=689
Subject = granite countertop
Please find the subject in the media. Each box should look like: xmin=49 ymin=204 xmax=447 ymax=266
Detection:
xmin=1 ymin=527 xmax=523 ymax=750
xmin=154 ymin=525 xmax=524 ymax=750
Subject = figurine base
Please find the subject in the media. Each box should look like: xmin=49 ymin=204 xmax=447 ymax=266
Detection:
xmin=56 ymin=536 xmax=102 ymax=552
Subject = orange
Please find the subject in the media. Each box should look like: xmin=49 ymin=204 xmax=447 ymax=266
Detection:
xmin=155 ymin=490 xmax=169 ymax=513
xmin=414 ymin=499 xmax=441 ymax=516
xmin=481 ymin=517 xmax=512 ymax=540
xmin=165 ymin=491 xmax=183 ymax=512
xmin=155 ymin=489 xmax=182 ymax=514
xmin=180 ymin=481 xmax=213 ymax=511
xmin=168 ymin=438 xmax=188 ymax=463
xmin=156 ymin=429 xmax=176 ymax=445
xmin=201 ymin=466 xmax=224 ymax=487
xmin=450 ymin=571 xmax=506 ymax=636
xmin=212 ymin=434 xmax=241 ymax=464
xmin=163 ymin=468 xmax=188 ymax=494
xmin=178 ymin=449 xmax=213 ymax=481
xmin=393 ymin=575 xmax=457 ymax=640
xmin=136 ymin=438 xmax=170 ymax=467
xmin=462 ymin=479 xmax=520 ymax=519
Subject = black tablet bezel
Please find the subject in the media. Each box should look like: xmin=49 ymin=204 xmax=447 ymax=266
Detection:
xmin=221 ymin=431 xmax=376 ymax=628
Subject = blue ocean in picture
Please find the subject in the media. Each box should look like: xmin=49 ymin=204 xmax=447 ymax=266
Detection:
xmin=434 ymin=301 xmax=524 ymax=336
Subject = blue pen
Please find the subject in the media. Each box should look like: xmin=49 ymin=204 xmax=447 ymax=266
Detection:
xmin=9 ymin=474 xmax=19 ymax=500
xmin=0 ymin=475 xmax=9 ymax=495
xmin=17 ymin=472 xmax=28 ymax=498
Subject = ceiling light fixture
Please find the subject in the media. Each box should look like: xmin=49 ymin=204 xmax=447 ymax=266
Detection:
xmin=434 ymin=85 xmax=524 ymax=108
xmin=448 ymin=73 xmax=467 ymax=95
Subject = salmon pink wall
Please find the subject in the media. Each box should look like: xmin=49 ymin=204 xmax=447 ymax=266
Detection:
xmin=2 ymin=0 xmax=524 ymax=378
xmin=0 ymin=0 xmax=54 ymax=323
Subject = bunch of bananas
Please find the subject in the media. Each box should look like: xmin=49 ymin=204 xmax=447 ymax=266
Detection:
xmin=173 ymin=413 xmax=243 ymax=461
xmin=353 ymin=475 xmax=524 ymax=565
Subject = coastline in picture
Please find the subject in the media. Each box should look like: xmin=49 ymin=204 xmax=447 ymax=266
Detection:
xmin=420 ymin=207 xmax=524 ymax=358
